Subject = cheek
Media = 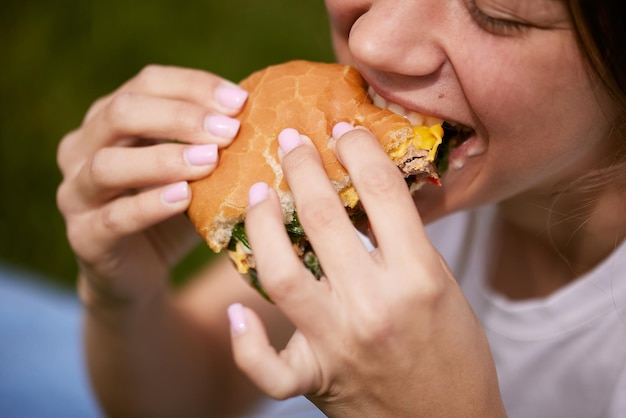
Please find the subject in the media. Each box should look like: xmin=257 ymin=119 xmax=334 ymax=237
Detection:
xmin=419 ymin=34 xmax=617 ymax=218
xmin=465 ymin=36 xmax=609 ymax=184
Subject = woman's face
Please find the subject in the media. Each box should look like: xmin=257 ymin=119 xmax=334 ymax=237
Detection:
xmin=326 ymin=0 xmax=619 ymax=222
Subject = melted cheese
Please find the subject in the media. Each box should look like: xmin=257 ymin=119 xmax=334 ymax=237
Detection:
xmin=228 ymin=242 xmax=250 ymax=274
xmin=389 ymin=123 xmax=444 ymax=162
xmin=339 ymin=185 xmax=360 ymax=208
xmin=337 ymin=123 xmax=444 ymax=209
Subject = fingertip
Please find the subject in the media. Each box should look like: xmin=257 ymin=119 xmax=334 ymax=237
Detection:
xmin=248 ymin=182 xmax=270 ymax=209
xmin=184 ymin=144 xmax=219 ymax=166
xmin=278 ymin=128 xmax=304 ymax=154
xmin=227 ymin=302 xmax=248 ymax=336
xmin=215 ymin=84 xmax=249 ymax=114
xmin=161 ymin=181 xmax=190 ymax=205
xmin=332 ymin=121 xmax=356 ymax=139
xmin=227 ymin=304 xmax=303 ymax=400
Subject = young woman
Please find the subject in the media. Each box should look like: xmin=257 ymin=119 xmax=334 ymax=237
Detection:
xmin=56 ymin=0 xmax=625 ymax=416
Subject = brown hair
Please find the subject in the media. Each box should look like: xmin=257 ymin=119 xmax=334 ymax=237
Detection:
xmin=567 ymin=0 xmax=626 ymax=185
xmin=567 ymin=0 xmax=626 ymax=110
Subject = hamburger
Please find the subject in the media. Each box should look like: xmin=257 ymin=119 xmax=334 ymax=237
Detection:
xmin=188 ymin=60 xmax=467 ymax=299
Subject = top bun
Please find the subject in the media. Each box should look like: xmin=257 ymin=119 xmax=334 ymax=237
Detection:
xmin=188 ymin=60 xmax=413 ymax=252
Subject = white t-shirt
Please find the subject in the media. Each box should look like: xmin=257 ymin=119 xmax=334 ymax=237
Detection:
xmin=248 ymin=206 xmax=626 ymax=417
xmin=430 ymin=206 xmax=626 ymax=418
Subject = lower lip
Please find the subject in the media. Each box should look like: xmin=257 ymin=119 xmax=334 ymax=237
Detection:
xmin=447 ymin=133 xmax=484 ymax=171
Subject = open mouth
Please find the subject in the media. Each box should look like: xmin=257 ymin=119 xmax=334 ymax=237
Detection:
xmin=368 ymin=87 xmax=474 ymax=175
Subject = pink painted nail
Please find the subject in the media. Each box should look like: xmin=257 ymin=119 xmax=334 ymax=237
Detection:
xmin=185 ymin=144 xmax=218 ymax=166
xmin=162 ymin=181 xmax=189 ymax=204
xmin=332 ymin=122 xmax=355 ymax=139
xmin=248 ymin=182 xmax=269 ymax=208
xmin=203 ymin=115 xmax=241 ymax=139
xmin=278 ymin=128 xmax=303 ymax=154
xmin=215 ymin=86 xmax=249 ymax=111
xmin=227 ymin=303 xmax=247 ymax=335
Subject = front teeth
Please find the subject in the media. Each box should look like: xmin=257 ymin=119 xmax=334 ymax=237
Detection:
xmin=368 ymin=87 xmax=442 ymax=127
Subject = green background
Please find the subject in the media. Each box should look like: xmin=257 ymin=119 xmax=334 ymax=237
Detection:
xmin=0 ymin=0 xmax=334 ymax=288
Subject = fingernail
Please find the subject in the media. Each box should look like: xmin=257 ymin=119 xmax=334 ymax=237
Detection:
xmin=185 ymin=144 xmax=218 ymax=166
xmin=248 ymin=182 xmax=269 ymax=208
xmin=227 ymin=303 xmax=247 ymax=335
xmin=203 ymin=115 xmax=241 ymax=139
xmin=278 ymin=128 xmax=303 ymax=154
xmin=332 ymin=122 xmax=355 ymax=139
xmin=162 ymin=181 xmax=189 ymax=204
xmin=216 ymin=85 xmax=249 ymax=111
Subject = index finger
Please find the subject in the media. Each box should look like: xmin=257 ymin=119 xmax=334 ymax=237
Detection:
xmin=279 ymin=129 xmax=374 ymax=280
xmin=84 ymin=65 xmax=249 ymax=123
xmin=333 ymin=126 xmax=435 ymax=265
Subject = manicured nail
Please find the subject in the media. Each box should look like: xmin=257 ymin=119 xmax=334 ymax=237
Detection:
xmin=215 ymin=85 xmax=249 ymax=111
xmin=278 ymin=128 xmax=303 ymax=154
xmin=227 ymin=303 xmax=247 ymax=335
xmin=203 ymin=115 xmax=241 ymax=139
xmin=162 ymin=181 xmax=189 ymax=204
xmin=248 ymin=182 xmax=269 ymax=208
xmin=332 ymin=122 xmax=355 ymax=139
xmin=185 ymin=144 xmax=218 ymax=166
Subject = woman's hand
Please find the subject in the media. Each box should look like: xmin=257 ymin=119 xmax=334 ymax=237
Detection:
xmin=228 ymin=125 xmax=505 ymax=417
xmin=56 ymin=65 xmax=248 ymax=308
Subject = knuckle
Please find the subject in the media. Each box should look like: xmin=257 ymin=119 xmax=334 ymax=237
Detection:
xmin=100 ymin=203 xmax=124 ymax=236
xmin=105 ymin=92 xmax=134 ymax=128
xmin=64 ymin=221 xmax=83 ymax=252
xmin=56 ymin=130 xmax=80 ymax=175
xmin=355 ymin=163 xmax=404 ymax=198
xmin=347 ymin=272 xmax=448 ymax=345
xmin=234 ymin=341 xmax=262 ymax=368
xmin=352 ymin=300 xmax=396 ymax=344
xmin=261 ymin=262 xmax=301 ymax=299
xmin=87 ymin=149 xmax=111 ymax=188
xmin=135 ymin=64 xmax=166 ymax=87
xmin=390 ymin=262 xmax=448 ymax=307
xmin=64 ymin=216 xmax=91 ymax=257
xmin=148 ymin=144 xmax=187 ymax=176
xmin=415 ymin=270 xmax=448 ymax=305
xmin=295 ymin=196 xmax=339 ymax=231
xmin=168 ymin=101 xmax=198 ymax=132
xmin=84 ymin=95 xmax=108 ymax=122
xmin=56 ymin=181 xmax=73 ymax=216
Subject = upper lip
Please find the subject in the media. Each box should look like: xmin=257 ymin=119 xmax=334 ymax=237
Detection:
xmin=360 ymin=70 xmax=473 ymax=130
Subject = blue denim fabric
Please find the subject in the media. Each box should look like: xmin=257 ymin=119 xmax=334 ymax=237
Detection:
xmin=0 ymin=264 xmax=103 ymax=418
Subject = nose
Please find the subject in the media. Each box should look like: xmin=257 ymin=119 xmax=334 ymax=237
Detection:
xmin=347 ymin=0 xmax=446 ymax=77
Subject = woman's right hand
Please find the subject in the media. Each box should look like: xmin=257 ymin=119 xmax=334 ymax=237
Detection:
xmin=56 ymin=65 xmax=249 ymax=309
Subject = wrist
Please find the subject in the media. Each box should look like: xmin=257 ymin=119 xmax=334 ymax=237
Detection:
xmin=78 ymin=274 xmax=169 ymax=331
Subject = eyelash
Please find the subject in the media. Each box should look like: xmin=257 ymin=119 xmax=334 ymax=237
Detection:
xmin=466 ymin=0 xmax=529 ymax=36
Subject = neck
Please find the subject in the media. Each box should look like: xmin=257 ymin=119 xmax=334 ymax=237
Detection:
xmin=491 ymin=184 xmax=626 ymax=300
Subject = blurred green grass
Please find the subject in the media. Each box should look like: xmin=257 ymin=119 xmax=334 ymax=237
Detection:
xmin=0 ymin=0 xmax=334 ymax=288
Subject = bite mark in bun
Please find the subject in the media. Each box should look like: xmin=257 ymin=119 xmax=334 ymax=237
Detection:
xmin=188 ymin=61 xmax=448 ymax=298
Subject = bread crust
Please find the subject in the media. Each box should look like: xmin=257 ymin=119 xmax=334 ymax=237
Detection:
xmin=188 ymin=60 xmax=413 ymax=252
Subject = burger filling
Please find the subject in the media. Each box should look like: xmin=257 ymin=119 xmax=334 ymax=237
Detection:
xmin=228 ymin=213 xmax=320 ymax=301
xmin=226 ymin=120 xmax=474 ymax=301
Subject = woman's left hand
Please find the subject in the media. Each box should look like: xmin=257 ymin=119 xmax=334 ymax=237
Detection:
xmin=228 ymin=125 xmax=506 ymax=417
